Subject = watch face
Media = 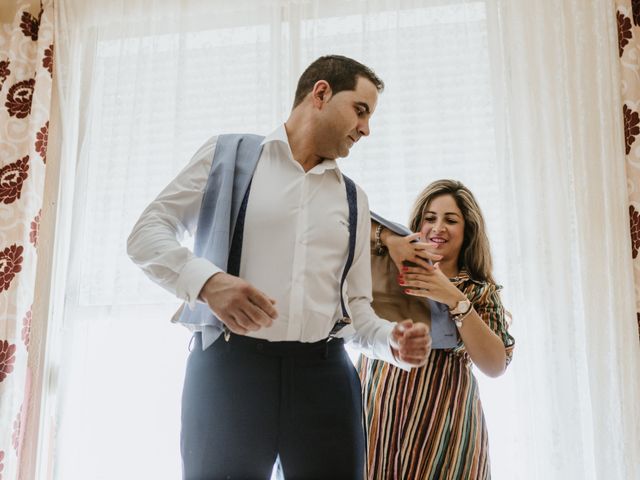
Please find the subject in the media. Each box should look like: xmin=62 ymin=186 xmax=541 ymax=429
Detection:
xmin=453 ymin=299 xmax=470 ymax=315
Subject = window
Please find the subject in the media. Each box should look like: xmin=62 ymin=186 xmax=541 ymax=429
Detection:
xmin=50 ymin=1 xmax=513 ymax=478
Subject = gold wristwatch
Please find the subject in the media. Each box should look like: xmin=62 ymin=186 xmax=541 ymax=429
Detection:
xmin=449 ymin=298 xmax=472 ymax=328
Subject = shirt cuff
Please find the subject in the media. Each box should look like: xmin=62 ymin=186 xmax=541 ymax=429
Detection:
xmin=175 ymin=257 xmax=223 ymax=308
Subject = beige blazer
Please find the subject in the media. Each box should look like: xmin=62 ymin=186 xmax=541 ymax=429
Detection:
xmin=370 ymin=242 xmax=432 ymax=334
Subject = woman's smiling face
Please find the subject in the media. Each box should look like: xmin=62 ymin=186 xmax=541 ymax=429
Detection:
xmin=419 ymin=194 xmax=465 ymax=264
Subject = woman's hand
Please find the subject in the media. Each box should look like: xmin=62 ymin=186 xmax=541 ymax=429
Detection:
xmin=398 ymin=263 xmax=466 ymax=308
xmin=383 ymin=231 xmax=443 ymax=273
xmin=400 ymin=264 xmax=509 ymax=377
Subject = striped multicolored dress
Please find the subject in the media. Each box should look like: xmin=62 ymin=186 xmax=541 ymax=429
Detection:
xmin=358 ymin=270 xmax=515 ymax=480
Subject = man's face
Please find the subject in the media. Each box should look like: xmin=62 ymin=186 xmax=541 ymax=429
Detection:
xmin=315 ymin=76 xmax=379 ymax=160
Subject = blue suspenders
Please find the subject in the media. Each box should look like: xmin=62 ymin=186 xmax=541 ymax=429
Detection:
xmin=329 ymin=175 xmax=357 ymax=339
xmin=225 ymin=174 xmax=358 ymax=341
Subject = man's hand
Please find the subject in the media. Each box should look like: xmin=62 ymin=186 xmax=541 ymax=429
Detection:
xmin=390 ymin=319 xmax=431 ymax=367
xmin=199 ymin=272 xmax=278 ymax=335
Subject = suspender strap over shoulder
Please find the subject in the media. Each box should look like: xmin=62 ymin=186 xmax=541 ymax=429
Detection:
xmin=328 ymin=175 xmax=357 ymax=339
xmin=228 ymin=180 xmax=252 ymax=278
xmin=223 ymin=178 xmax=253 ymax=341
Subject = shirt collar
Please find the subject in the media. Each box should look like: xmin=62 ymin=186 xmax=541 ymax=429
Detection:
xmin=451 ymin=269 xmax=471 ymax=284
xmin=451 ymin=268 xmax=487 ymax=286
xmin=261 ymin=124 xmax=344 ymax=183
xmin=261 ymin=123 xmax=290 ymax=147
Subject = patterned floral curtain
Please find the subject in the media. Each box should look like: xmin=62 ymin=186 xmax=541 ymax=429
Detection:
xmin=0 ymin=1 xmax=54 ymax=478
xmin=617 ymin=0 xmax=640 ymax=340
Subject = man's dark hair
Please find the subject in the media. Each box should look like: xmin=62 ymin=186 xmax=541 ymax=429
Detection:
xmin=292 ymin=55 xmax=384 ymax=108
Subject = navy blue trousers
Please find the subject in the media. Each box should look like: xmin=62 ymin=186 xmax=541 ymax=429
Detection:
xmin=180 ymin=333 xmax=364 ymax=480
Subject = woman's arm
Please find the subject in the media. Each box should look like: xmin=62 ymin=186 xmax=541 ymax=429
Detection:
xmin=452 ymin=299 xmax=507 ymax=378
xmin=400 ymin=265 xmax=509 ymax=377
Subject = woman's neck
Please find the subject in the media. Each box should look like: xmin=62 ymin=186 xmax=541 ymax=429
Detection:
xmin=438 ymin=258 xmax=459 ymax=279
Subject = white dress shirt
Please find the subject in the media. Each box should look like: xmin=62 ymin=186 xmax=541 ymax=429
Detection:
xmin=127 ymin=124 xmax=404 ymax=366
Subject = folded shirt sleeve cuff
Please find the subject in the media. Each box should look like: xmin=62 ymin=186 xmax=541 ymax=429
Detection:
xmin=175 ymin=257 xmax=223 ymax=309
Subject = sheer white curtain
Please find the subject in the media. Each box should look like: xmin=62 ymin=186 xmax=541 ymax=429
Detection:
xmin=488 ymin=1 xmax=640 ymax=478
xmin=40 ymin=0 xmax=640 ymax=478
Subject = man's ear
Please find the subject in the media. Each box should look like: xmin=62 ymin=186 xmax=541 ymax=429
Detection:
xmin=311 ymin=80 xmax=332 ymax=108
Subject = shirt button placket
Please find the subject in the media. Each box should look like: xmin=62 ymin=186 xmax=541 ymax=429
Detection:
xmin=288 ymin=175 xmax=307 ymax=339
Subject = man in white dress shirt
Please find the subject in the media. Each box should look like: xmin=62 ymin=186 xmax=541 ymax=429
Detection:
xmin=128 ymin=55 xmax=429 ymax=479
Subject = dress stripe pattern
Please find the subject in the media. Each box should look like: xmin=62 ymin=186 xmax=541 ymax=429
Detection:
xmin=359 ymin=271 xmax=515 ymax=479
